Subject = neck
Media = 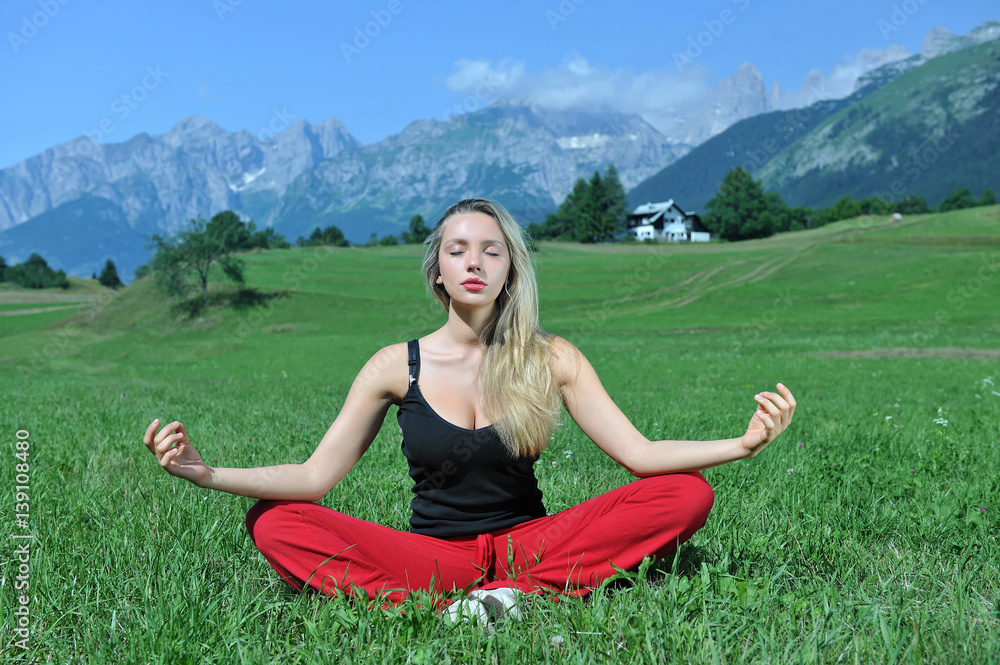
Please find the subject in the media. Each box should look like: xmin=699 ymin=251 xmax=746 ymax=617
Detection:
xmin=442 ymin=301 xmax=495 ymax=348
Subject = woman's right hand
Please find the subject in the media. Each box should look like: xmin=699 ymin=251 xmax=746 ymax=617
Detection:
xmin=143 ymin=419 xmax=213 ymax=487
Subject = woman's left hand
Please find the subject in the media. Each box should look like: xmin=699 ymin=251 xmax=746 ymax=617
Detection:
xmin=739 ymin=383 xmax=796 ymax=458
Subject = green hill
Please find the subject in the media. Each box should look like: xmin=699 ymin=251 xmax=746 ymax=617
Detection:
xmin=3 ymin=205 xmax=997 ymax=378
xmin=759 ymin=38 xmax=1000 ymax=208
xmin=630 ymin=38 xmax=1000 ymax=213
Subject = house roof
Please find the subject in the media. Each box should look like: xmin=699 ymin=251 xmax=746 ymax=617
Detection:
xmin=632 ymin=200 xmax=675 ymax=215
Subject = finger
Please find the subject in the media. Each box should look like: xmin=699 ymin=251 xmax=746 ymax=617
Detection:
xmin=156 ymin=432 xmax=184 ymax=456
xmin=777 ymin=383 xmax=797 ymax=415
xmin=757 ymin=411 xmax=775 ymax=430
xmin=755 ymin=394 xmax=780 ymax=417
xmin=760 ymin=391 xmax=789 ymax=412
xmin=160 ymin=447 xmax=181 ymax=469
xmin=152 ymin=421 xmax=179 ymax=447
xmin=144 ymin=419 xmax=160 ymax=450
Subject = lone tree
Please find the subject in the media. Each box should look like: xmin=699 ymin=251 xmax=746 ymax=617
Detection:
xmin=148 ymin=216 xmax=245 ymax=300
xmin=98 ymin=258 xmax=123 ymax=289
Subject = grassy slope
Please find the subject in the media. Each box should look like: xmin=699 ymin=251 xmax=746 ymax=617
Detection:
xmin=759 ymin=39 xmax=1000 ymax=208
xmin=1 ymin=208 xmax=998 ymax=663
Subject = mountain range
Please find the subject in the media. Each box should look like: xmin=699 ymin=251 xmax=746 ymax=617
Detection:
xmin=1 ymin=21 xmax=997 ymax=281
xmin=629 ymin=21 xmax=1000 ymax=212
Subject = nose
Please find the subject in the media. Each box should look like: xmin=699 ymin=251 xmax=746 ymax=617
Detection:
xmin=467 ymin=252 xmax=482 ymax=270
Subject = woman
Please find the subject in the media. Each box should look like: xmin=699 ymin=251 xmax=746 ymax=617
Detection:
xmin=143 ymin=198 xmax=795 ymax=621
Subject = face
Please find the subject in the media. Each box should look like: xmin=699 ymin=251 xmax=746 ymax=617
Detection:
xmin=436 ymin=211 xmax=511 ymax=310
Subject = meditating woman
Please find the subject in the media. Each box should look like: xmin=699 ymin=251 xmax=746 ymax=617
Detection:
xmin=142 ymin=197 xmax=796 ymax=621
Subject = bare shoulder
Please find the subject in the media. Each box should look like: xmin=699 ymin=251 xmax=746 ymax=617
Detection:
xmin=352 ymin=342 xmax=410 ymax=404
xmin=547 ymin=335 xmax=585 ymax=387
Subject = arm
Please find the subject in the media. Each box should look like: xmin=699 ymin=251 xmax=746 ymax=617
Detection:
xmin=550 ymin=337 xmax=796 ymax=476
xmin=143 ymin=344 xmax=406 ymax=500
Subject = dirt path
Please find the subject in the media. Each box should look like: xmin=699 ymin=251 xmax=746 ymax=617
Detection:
xmin=0 ymin=304 xmax=83 ymax=317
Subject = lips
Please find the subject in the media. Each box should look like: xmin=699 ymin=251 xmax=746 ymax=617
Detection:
xmin=461 ymin=277 xmax=486 ymax=291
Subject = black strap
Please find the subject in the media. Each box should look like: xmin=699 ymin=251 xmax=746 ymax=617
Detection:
xmin=407 ymin=339 xmax=419 ymax=385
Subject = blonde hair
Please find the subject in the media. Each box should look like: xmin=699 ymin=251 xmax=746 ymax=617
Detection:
xmin=421 ymin=198 xmax=561 ymax=457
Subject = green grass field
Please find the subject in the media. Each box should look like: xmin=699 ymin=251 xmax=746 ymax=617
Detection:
xmin=2 ymin=207 xmax=998 ymax=663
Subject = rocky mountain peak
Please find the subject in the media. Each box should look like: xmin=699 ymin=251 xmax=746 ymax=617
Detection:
xmin=161 ymin=115 xmax=226 ymax=147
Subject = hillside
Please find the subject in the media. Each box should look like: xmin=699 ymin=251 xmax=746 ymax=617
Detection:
xmin=630 ymin=31 xmax=1000 ymax=213
xmin=2 ymin=205 xmax=997 ymax=380
xmin=759 ymin=38 xmax=1000 ymax=208
xmin=626 ymin=94 xmax=857 ymax=213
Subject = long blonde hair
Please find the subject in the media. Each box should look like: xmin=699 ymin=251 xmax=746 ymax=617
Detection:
xmin=421 ymin=198 xmax=561 ymax=457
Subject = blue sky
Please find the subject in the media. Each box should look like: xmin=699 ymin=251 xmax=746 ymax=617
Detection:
xmin=2 ymin=0 xmax=996 ymax=169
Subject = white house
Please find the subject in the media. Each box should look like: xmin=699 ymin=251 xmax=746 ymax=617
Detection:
xmin=626 ymin=200 xmax=710 ymax=242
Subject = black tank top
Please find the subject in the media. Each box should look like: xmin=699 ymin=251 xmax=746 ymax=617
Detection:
xmin=396 ymin=339 xmax=546 ymax=538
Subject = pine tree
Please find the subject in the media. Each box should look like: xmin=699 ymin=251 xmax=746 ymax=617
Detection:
xmin=98 ymin=258 xmax=124 ymax=289
xmin=703 ymin=168 xmax=775 ymax=241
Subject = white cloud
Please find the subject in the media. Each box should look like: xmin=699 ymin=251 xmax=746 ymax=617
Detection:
xmin=443 ymin=54 xmax=709 ymax=122
xmin=775 ymin=44 xmax=911 ymax=108
xmin=443 ymin=44 xmax=913 ymax=142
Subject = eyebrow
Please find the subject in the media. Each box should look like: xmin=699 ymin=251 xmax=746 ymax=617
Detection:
xmin=443 ymin=238 xmax=506 ymax=248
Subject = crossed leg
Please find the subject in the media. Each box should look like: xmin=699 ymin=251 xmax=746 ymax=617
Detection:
xmin=245 ymin=472 xmax=714 ymax=604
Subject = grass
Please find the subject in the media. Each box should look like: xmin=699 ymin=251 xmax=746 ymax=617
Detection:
xmin=1 ymin=206 xmax=998 ymax=663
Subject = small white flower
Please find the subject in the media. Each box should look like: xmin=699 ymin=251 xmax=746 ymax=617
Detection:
xmin=983 ymin=377 xmax=995 ymax=387
xmin=992 ymin=391 xmax=1000 ymax=397
xmin=885 ymin=416 xmax=893 ymax=421
xmin=787 ymin=468 xmax=794 ymax=475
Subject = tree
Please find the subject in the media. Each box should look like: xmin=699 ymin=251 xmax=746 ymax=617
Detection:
xmin=363 ymin=232 xmax=399 ymax=247
xmin=703 ymin=168 xmax=776 ymax=241
xmin=206 ymin=210 xmax=252 ymax=251
xmin=893 ymin=195 xmax=929 ymax=215
xmin=979 ymin=189 xmax=996 ymax=206
xmin=527 ymin=164 xmax=630 ymax=242
xmin=0 ymin=256 xmax=6 ymax=282
xmin=147 ymin=216 xmax=244 ymax=300
xmin=402 ymin=214 xmax=431 ymax=244
xmin=98 ymin=258 xmax=124 ymax=289
xmin=593 ymin=164 xmax=629 ymax=241
xmin=247 ymin=226 xmax=291 ymax=249
xmin=938 ymin=187 xmax=976 ymax=212
xmin=572 ymin=171 xmax=606 ymax=243
xmin=297 ymin=224 xmax=348 ymax=247
xmin=856 ymin=197 xmax=892 ymax=217
xmin=827 ymin=195 xmax=861 ymax=222
xmin=3 ymin=253 xmax=69 ymax=289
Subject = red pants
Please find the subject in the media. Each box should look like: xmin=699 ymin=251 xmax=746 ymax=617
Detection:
xmin=245 ymin=472 xmax=713 ymax=604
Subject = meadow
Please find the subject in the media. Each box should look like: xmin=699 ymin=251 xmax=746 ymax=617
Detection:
xmin=1 ymin=206 xmax=998 ymax=663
